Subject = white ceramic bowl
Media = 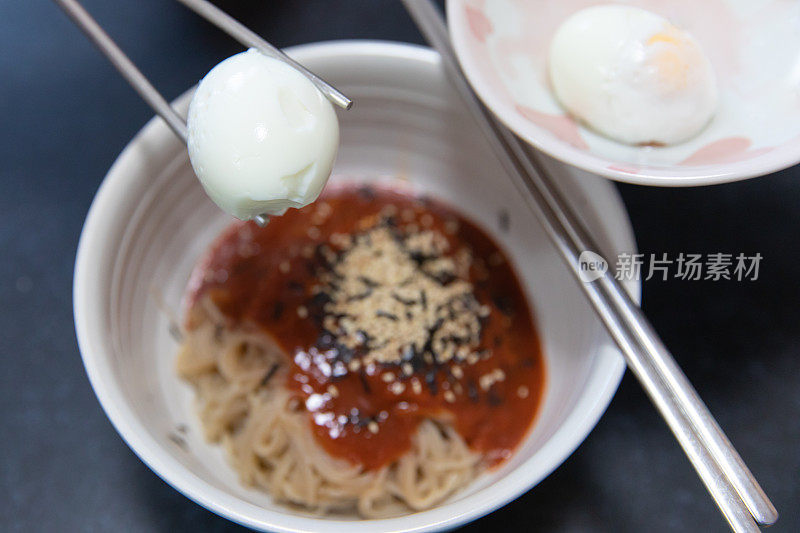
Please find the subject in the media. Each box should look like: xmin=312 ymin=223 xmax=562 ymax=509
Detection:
xmin=448 ymin=0 xmax=800 ymax=186
xmin=74 ymin=41 xmax=639 ymax=532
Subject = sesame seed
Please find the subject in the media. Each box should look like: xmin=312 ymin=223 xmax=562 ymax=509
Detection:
xmin=279 ymin=261 xmax=290 ymax=274
xmin=307 ymin=226 xmax=321 ymax=239
xmin=316 ymin=202 xmax=332 ymax=218
xmin=479 ymin=368 xmax=506 ymax=391
xmin=302 ymin=245 xmax=315 ymax=258
xmin=381 ymin=204 xmax=398 ymax=217
xmin=420 ymin=214 xmax=434 ymax=228
xmin=401 ymin=208 xmax=415 ymax=222
xmin=312 ymin=212 xmax=330 ymax=227
xmin=451 ymin=366 xmax=464 ymax=379
xmin=411 ymin=378 xmax=422 ymax=394
xmin=327 ymin=385 xmax=339 ymax=397
xmin=330 ymin=232 xmax=351 ymax=248
xmin=312 ymin=218 xmax=485 ymax=372
xmin=389 ymin=382 xmax=406 ymax=395
xmin=517 ymin=385 xmax=529 ymax=399
xmin=348 ymin=360 xmax=361 ymax=372
xmin=444 ymin=390 xmax=456 ymax=403
xmin=368 ymin=421 xmax=379 ymax=434
xmin=444 ymin=219 xmax=459 ymax=234
xmin=406 ymin=223 xmax=419 ymax=234
xmin=297 ymin=306 xmax=308 ymax=319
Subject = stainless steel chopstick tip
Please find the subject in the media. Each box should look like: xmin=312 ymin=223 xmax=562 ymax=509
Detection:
xmin=175 ymin=0 xmax=352 ymax=110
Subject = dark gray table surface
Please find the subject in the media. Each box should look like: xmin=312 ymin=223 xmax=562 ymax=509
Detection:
xmin=2 ymin=1 xmax=798 ymax=531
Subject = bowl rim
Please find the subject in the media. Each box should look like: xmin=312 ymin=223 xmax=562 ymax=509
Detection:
xmin=446 ymin=0 xmax=800 ymax=187
xmin=74 ymin=40 xmax=639 ymax=532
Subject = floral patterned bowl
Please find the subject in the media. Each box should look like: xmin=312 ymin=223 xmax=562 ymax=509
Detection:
xmin=447 ymin=0 xmax=800 ymax=186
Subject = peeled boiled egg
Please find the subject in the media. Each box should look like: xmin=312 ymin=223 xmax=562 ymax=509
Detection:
xmin=549 ymin=5 xmax=717 ymax=145
xmin=187 ymin=49 xmax=339 ymax=220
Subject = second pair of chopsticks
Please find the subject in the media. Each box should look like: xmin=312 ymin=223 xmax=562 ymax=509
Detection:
xmin=400 ymin=1 xmax=776 ymax=532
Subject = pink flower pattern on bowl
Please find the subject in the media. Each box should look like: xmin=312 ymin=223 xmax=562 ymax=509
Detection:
xmin=447 ymin=0 xmax=800 ymax=186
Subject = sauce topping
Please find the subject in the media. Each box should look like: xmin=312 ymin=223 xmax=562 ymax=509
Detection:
xmin=187 ymin=184 xmax=545 ymax=470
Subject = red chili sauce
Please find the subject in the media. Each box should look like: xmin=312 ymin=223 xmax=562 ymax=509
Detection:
xmin=186 ymin=183 xmax=545 ymax=471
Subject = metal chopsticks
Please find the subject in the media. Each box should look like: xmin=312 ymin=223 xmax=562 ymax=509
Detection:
xmin=175 ymin=0 xmax=352 ymax=110
xmin=400 ymin=1 xmax=777 ymax=532
xmin=52 ymin=0 xmax=351 ymax=139
xmin=53 ymin=0 xmax=189 ymax=142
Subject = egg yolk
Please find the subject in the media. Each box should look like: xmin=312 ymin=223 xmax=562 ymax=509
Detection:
xmin=648 ymin=25 xmax=695 ymax=90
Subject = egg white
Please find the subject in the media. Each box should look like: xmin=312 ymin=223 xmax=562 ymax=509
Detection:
xmin=187 ymin=49 xmax=339 ymax=220
xmin=549 ymin=5 xmax=717 ymax=145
